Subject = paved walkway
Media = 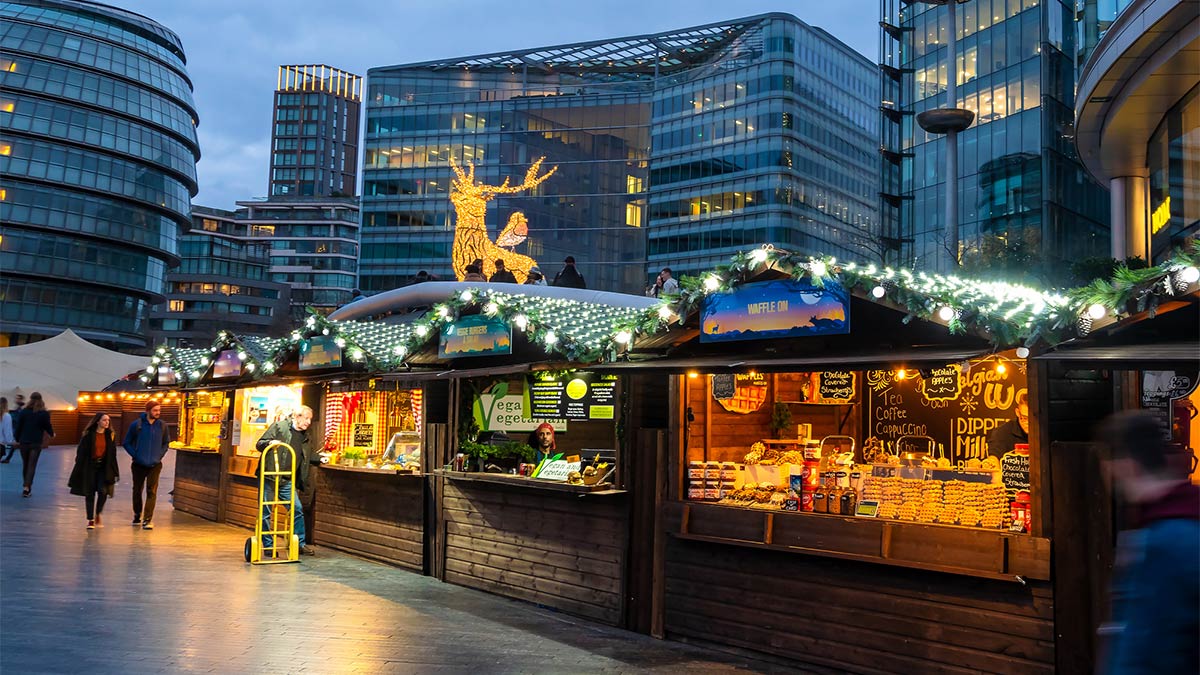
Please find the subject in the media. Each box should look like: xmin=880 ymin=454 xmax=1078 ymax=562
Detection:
xmin=0 ymin=447 xmax=805 ymax=674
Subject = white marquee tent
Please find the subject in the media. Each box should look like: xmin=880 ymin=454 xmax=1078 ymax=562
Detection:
xmin=0 ymin=330 xmax=150 ymax=410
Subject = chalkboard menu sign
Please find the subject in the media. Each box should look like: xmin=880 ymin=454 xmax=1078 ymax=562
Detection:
xmin=528 ymin=372 xmax=618 ymax=420
xmin=352 ymin=423 xmax=375 ymax=447
xmin=818 ymin=371 xmax=856 ymax=403
xmin=923 ymin=365 xmax=962 ymax=401
xmin=865 ymin=358 xmax=1027 ymax=463
xmin=711 ymin=374 xmax=736 ymax=400
xmin=1001 ymin=450 xmax=1030 ymax=499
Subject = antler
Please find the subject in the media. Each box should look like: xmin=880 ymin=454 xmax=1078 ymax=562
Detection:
xmin=450 ymin=156 xmax=559 ymax=196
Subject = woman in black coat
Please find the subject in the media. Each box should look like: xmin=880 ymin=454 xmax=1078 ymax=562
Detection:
xmin=13 ymin=391 xmax=54 ymax=497
xmin=68 ymin=412 xmax=118 ymax=528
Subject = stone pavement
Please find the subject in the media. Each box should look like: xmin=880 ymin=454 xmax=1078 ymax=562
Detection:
xmin=0 ymin=447 xmax=807 ymax=674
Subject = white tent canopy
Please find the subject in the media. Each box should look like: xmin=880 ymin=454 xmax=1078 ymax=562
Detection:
xmin=0 ymin=330 xmax=150 ymax=410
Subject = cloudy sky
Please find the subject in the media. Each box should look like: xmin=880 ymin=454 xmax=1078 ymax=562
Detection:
xmin=115 ymin=0 xmax=880 ymax=209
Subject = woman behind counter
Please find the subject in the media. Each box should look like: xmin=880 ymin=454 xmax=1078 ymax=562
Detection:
xmin=69 ymin=413 xmax=119 ymax=529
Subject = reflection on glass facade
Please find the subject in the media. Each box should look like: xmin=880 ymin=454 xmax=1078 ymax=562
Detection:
xmin=149 ymin=207 xmax=291 ymax=348
xmin=1148 ymin=84 xmax=1200 ymax=262
xmin=0 ymin=0 xmax=199 ymax=349
xmin=879 ymin=0 xmax=1109 ymax=273
xmin=364 ymin=13 xmax=878 ymax=293
xmin=1076 ymin=0 xmax=1135 ymax=68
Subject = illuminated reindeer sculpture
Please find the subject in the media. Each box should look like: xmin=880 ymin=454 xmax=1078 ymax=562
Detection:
xmin=449 ymin=156 xmax=557 ymax=283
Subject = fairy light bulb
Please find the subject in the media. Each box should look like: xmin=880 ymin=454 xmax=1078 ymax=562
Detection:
xmin=1180 ymin=266 xmax=1200 ymax=284
xmin=415 ymin=325 xmax=429 ymax=337
xmin=484 ymin=302 xmax=498 ymax=315
xmin=1016 ymin=347 xmax=1030 ymax=359
xmin=614 ymin=330 xmax=632 ymax=345
xmin=245 ymin=362 xmax=256 ymax=372
xmin=544 ymin=331 xmax=558 ymax=346
xmin=351 ymin=348 xmax=364 ymax=361
xmin=460 ymin=290 xmax=474 ymax=302
xmin=394 ymin=345 xmax=406 ymax=356
xmin=995 ymin=361 xmax=1007 ymax=374
xmin=658 ymin=305 xmax=674 ymax=320
xmin=704 ymin=276 xmax=720 ymax=292
xmin=749 ymin=248 xmax=769 ymax=264
xmin=895 ymin=368 xmax=907 ymax=381
xmin=871 ymin=285 xmax=886 ymax=299
xmin=237 ymin=351 xmax=247 ymax=361
xmin=334 ymin=338 xmax=346 ymax=348
xmin=937 ymin=306 xmax=955 ymax=322
xmin=513 ymin=314 xmax=528 ymax=330
xmin=1086 ymin=303 xmax=1107 ymax=320
xmin=809 ymin=260 xmax=827 ymax=278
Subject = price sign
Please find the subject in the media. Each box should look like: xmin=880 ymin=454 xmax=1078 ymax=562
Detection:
xmin=711 ymin=374 xmax=736 ymax=400
xmin=923 ymin=364 xmax=962 ymax=402
xmin=782 ymin=499 xmax=800 ymax=512
xmin=855 ymin=499 xmax=880 ymax=517
xmin=818 ymin=371 xmax=856 ymax=403
xmin=1001 ymin=451 xmax=1030 ymax=499
xmin=352 ymin=423 xmax=375 ymax=447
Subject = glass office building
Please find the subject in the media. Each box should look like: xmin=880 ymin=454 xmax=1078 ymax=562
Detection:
xmin=148 ymin=207 xmax=291 ymax=348
xmin=878 ymin=0 xmax=1110 ymax=274
xmin=364 ymin=13 xmax=878 ymax=294
xmin=270 ymin=65 xmax=361 ymax=198
xmin=0 ymin=0 xmax=199 ymax=350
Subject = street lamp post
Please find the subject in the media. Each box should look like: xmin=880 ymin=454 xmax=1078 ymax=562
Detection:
xmin=915 ymin=0 xmax=974 ymax=272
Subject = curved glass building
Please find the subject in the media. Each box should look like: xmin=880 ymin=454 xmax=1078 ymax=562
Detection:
xmin=0 ymin=0 xmax=200 ymax=350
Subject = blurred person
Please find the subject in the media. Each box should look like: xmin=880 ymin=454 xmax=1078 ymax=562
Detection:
xmin=1097 ymin=411 xmax=1198 ymax=674
xmin=3 ymin=394 xmax=25 ymax=462
xmin=122 ymin=400 xmax=171 ymax=529
xmin=647 ymin=267 xmax=680 ymax=298
xmin=69 ymin=413 xmax=119 ymax=529
xmin=489 ymin=258 xmax=517 ymax=284
xmin=0 ymin=397 xmax=12 ymax=464
xmin=13 ymin=392 xmax=53 ymax=497
xmin=987 ymin=389 xmax=1029 ymax=458
xmin=256 ymin=405 xmax=317 ymax=556
xmin=552 ymin=256 xmax=586 ymax=289
xmin=463 ymin=263 xmax=486 ymax=282
xmin=524 ymin=266 xmax=547 ymax=286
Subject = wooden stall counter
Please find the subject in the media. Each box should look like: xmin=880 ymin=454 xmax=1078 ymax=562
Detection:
xmin=172 ymin=446 xmax=222 ymax=522
xmin=438 ymin=471 xmax=630 ymax=627
xmin=312 ymin=464 xmax=425 ymax=571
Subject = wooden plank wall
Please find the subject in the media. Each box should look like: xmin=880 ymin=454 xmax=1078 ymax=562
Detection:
xmin=223 ymin=474 xmax=260 ymax=530
xmin=442 ymin=481 xmax=628 ymax=626
xmin=663 ymin=535 xmax=1055 ymax=675
xmin=313 ymin=468 xmax=424 ymax=571
xmin=172 ymin=451 xmax=221 ymax=521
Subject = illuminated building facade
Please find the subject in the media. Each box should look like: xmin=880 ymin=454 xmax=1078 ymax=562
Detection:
xmin=270 ymin=64 xmax=361 ymax=198
xmin=0 ymin=0 xmax=200 ymax=349
xmin=149 ymin=206 xmax=291 ymax=347
xmin=1075 ymin=0 xmax=1198 ymax=263
xmin=878 ymin=0 xmax=1111 ymax=273
xmin=363 ymin=13 xmax=878 ymax=293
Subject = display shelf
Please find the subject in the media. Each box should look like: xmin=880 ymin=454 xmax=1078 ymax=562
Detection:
xmin=435 ymin=469 xmax=625 ymax=496
xmin=175 ymin=445 xmax=220 ymax=455
xmin=672 ymin=500 xmax=1050 ymax=582
xmin=321 ymin=463 xmax=423 ymax=477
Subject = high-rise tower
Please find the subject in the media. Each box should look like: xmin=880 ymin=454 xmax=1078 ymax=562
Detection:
xmin=269 ymin=64 xmax=361 ymax=198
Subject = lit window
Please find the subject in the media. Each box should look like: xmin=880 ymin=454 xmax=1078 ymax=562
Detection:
xmin=168 ymin=300 xmax=184 ymax=312
xmin=0 ymin=59 xmax=15 ymax=72
xmin=0 ymin=100 xmax=14 ymax=113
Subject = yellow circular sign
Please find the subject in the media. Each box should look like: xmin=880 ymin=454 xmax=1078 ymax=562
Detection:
xmin=566 ymin=378 xmax=588 ymax=400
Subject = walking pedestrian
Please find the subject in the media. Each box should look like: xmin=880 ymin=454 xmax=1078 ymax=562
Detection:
xmin=1096 ymin=411 xmax=1199 ymax=674
xmin=0 ymin=398 xmax=12 ymax=465
xmin=13 ymin=392 xmax=53 ymax=497
xmin=489 ymin=258 xmax=517 ymax=284
xmin=68 ymin=412 xmax=119 ymax=529
xmin=256 ymin=405 xmax=317 ymax=556
xmin=1 ymin=395 xmax=21 ymax=463
xmin=122 ymin=400 xmax=171 ymax=529
xmin=552 ymin=256 xmax=586 ymax=289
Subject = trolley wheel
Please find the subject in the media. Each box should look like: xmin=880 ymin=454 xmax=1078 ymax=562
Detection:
xmin=244 ymin=537 xmax=252 ymax=562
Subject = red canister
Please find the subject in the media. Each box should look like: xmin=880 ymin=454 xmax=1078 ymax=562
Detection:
xmin=801 ymin=460 xmax=821 ymax=487
xmin=800 ymin=488 xmax=815 ymax=512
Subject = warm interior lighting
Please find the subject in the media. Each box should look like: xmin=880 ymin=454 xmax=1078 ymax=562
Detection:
xmin=895 ymin=368 xmax=908 ymax=380
xmin=687 ymin=371 xmax=699 ymax=379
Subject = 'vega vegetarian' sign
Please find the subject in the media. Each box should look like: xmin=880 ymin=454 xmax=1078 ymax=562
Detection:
xmin=700 ymin=279 xmax=850 ymax=343
xmin=473 ymin=381 xmax=566 ymax=433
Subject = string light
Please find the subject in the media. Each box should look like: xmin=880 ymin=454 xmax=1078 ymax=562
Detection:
xmin=614 ymin=330 xmax=632 ymax=345
xmin=484 ymin=302 xmax=499 ymax=315
xmin=1180 ymin=266 xmax=1200 ymax=284
xmin=809 ymin=259 xmax=827 ymax=278
xmin=871 ymin=285 xmax=886 ymax=299
xmin=895 ymin=368 xmax=907 ymax=380
xmin=1087 ymin=303 xmax=1107 ymax=320
xmin=544 ymin=331 xmax=558 ymax=346
xmin=704 ymin=276 xmax=720 ymax=292
xmin=658 ymin=305 xmax=674 ymax=320
xmin=1016 ymin=347 xmax=1030 ymax=359
xmin=513 ymin=314 xmax=528 ymax=330
xmin=460 ymin=290 xmax=474 ymax=302
xmin=937 ymin=306 xmax=955 ymax=322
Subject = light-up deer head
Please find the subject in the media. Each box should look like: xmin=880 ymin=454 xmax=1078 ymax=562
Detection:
xmin=448 ymin=156 xmax=558 ymax=283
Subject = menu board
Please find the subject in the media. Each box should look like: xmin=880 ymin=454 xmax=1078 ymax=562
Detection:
xmin=352 ymin=423 xmax=375 ymax=447
xmin=711 ymin=374 xmax=736 ymax=400
xmin=818 ymin=371 xmax=856 ymax=403
xmin=865 ymin=358 xmax=1027 ymax=462
xmin=527 ymin=373 xmax=618 ymax=421
xmin=1001 ymin=451 xmax=1030 ymax=499
xmin=1140 ymin=370 xmax=1198 ymax=441
xmin=923 ymin=365 xmax=962 ymax=401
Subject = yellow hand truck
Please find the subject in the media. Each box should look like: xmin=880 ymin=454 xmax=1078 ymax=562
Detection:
xmin=244 ymin=440 xmax=300 ymax=564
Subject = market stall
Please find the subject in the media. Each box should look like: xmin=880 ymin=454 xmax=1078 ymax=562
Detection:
xmin=311 ymin=377 xmax=440 ymax=571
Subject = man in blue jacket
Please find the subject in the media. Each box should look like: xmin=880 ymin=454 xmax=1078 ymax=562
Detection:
xmin=122 ymin=400 xmax=172 ymax=530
